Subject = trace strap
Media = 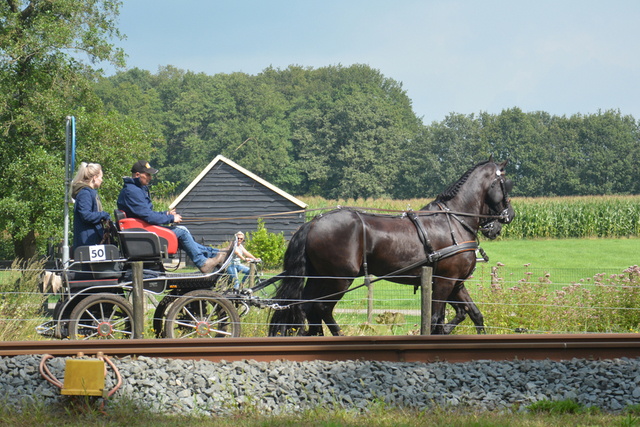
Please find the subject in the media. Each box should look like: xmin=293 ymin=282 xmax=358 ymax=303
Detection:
xmin=407 ymin=210 xmax=434 ymax=255
xmin=354 ymin=211 xmax=371 ymax=287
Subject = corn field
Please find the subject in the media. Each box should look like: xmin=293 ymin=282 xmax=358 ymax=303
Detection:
xmin=502 ymin=196 xmax=640 ymax=239
xmin=302 ymin=195 xmax=640 ymax=239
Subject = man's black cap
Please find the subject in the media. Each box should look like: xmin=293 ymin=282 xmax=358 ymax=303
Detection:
xmin=132 ymin=160 xmax=158 ymax=175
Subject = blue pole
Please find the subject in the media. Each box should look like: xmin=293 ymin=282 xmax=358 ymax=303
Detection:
xmin=71 ymin=117 xmax=76 ymax=176
xmin=63 ymin=116 xmax=75 ymax=265
xmin=63 ymin=117 xmax=71 ymax=264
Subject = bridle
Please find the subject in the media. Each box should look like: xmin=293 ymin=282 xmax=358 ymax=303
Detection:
xmin=485 ymin=167 xmax=512 ymax=224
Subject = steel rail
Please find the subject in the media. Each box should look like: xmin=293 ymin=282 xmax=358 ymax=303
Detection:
xmin=3 ymin=334 xmax=640 ymax=363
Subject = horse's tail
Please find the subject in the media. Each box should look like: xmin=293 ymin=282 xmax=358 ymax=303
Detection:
xmin=268 ymin=220 xmax=313 ymax=337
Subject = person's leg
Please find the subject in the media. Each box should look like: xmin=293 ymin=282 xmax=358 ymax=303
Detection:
xmin=169 ymin=225 xmax=207 ymax=268
xmin=237 ymin=264 xmax=250 ymax=285
xmin=227 ymin=264 xmax=240 ymax=289
xmin=167 ymin=225 xmax=228 ymax=273
xmin=198 ymin=244 xmax=219 ymax=258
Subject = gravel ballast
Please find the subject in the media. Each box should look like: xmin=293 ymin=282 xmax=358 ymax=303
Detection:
xmin=2 ymin=354 xmax=640 ymax=415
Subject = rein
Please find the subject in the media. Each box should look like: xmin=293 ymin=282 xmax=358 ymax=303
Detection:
xmin=262 ymin=239 xmax=480 ymax=311
xmin=178 ymin=205 xmax=509 ymax=223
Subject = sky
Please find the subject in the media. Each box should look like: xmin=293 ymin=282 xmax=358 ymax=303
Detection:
xmin=102 ymin=0 xmax=640 ymax=125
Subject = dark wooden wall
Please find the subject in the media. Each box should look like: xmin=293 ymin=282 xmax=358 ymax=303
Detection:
xmin=173 ymin=162 xmax=305 ymax=247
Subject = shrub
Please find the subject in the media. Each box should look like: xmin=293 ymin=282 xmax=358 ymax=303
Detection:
xmin=466 ymin=264 xmax=640 ymax=334
xmin=245 ymin=219 xmax=287 ymax=269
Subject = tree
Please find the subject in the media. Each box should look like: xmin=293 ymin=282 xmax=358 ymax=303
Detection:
xmin=480 ymin=108 xmax=550 ymax=197
xmin=426 ymin=113 xmax=487 ymax=196
xmin=573 ymin=110 xmax=639 ymax=195
xmin=0 ymin=0 xmax=150 ymax=258
xmin=289 ymin=64 xmax=420 ymax=198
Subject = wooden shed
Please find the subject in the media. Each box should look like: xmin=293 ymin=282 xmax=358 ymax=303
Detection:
xmin=169 ymin=155 xmax=307 ymax=247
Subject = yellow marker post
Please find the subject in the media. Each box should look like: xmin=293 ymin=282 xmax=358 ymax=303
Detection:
xmin=61 ymin=359 xmax=106 ymax=398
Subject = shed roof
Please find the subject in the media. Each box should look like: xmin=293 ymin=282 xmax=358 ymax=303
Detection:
xmin=169 ymin=154 xmax=308 ymax=209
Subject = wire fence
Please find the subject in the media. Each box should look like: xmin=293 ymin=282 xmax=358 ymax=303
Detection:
xmin=249 ymin=263 xmax=640 ymax=335
xmin=1 ymin=261 xmax=640 ymax=339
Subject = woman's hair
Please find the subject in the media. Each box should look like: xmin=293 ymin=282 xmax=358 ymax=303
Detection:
xmin=235 ymin=232 xmax=245 ymax=238
xmin=72 ymin=162 xmax=102 ymax=185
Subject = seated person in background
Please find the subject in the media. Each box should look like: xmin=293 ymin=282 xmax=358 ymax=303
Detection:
xmin=117 ymin=160 xmax=226 ymax=273
xmin=227 ymin=231 xmax=260 ymax=290
xmin=71 ymin=162 xmax=111 ymax=248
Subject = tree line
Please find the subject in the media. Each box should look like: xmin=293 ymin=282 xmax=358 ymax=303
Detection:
xmin=96 ymin=65 xmax=640 ymax=200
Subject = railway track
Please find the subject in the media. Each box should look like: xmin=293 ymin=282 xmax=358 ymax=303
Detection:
xmin=3 ymin=333 xmax=640 ymax=363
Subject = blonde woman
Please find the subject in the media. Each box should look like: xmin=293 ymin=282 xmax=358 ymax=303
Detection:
xmin=71 ymin=162 xmax=111 ymax=248
xmin=227 ymin=232 xmax=260 ymax=290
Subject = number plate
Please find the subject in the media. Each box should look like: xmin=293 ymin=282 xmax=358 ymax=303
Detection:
xmin=89 ymin=245 xmax=106 ymax=261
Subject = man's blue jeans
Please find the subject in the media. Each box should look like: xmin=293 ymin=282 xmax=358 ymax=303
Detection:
xmin=167 ymin=225 xmax=219 ymax=268
xmin=227 ymin=263 xmax=250 ymax=289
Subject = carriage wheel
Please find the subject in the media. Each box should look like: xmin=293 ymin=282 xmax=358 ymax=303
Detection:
xmin=153 ymin=293 xmax=178 ymax=338
xmin=164 ymin=290 xmax=241 ymax=339
xmin=68 ymin=294 xmax=134 ymax=340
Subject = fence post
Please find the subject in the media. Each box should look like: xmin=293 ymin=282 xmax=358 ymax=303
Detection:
xmin=367 ymin=277 xmax=373 ymax=324
xmin=420 ymin=266 xmax=432 ymax=335
xmin=249 ymin=262 xmax=256 ymax=289
xmin=132 ymin=261 xmax=144 ymax=339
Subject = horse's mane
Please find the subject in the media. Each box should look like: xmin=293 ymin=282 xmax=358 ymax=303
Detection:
xmin=434 ymin=160 xmax=491 ymax=203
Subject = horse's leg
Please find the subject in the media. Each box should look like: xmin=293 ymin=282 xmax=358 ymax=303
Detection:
xmin=321 ymin=301 xmax=344 ymax=336
xmin=315 ymin=278 xmax=352 ymax=336
xmin=443 ymin=304 xmax=467 ymax=335
xmin=302 ymin=302 xmax=324 ymax=336
xmin=430 ymin=278 xmax=455 ymax=335
xmin=299 ymin=278 xmax=325 ymax=336
xmin=321 ymin=305 xmax=345 ymax=336
xmin=441 ymin=282 xmax=468 ymax=335
xmin=443 ymin=285 xmax=485 ymax=335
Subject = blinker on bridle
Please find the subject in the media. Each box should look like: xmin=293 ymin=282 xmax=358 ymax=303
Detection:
xmin=489 ymin=167 xmax=511 ymax=222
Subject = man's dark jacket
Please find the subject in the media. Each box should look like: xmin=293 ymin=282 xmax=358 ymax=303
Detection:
xmin=117 ymin=177 xmax=175 ymax=225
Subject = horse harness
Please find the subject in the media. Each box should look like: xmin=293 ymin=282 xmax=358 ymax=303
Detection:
xmin=353 ymin=205 xmax=480 ymax=290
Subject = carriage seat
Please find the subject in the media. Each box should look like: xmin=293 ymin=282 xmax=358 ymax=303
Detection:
xmin=114 ymin=210 xmax=178 ymax=258
xmin=69 ymin=244 xmax=124 ymax=284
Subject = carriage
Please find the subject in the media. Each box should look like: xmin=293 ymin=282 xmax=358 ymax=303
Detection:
xmin=37 ymin=153 xmax=515 ymax=340
xmin=36 ymin=209 xmax=268 ymax=340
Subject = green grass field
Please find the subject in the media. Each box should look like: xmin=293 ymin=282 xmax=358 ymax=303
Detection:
xmin=480 ymin=236 xmax=640 ymax=269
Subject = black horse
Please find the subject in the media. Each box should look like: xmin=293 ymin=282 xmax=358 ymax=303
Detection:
xmin=268 ymin=156 xmax=515 ymax=336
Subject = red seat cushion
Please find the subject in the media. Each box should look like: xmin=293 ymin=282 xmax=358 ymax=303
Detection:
xmin=118 ymin=218 xmax=178 ymax=255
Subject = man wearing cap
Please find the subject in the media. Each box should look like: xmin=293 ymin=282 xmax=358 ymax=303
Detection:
xmin=117 ymin=160 xmax=226 ymax=273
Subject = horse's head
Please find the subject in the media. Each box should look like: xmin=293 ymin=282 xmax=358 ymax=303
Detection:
xmin=432 ymin=155 xmax=515 ymax=237
xmin=483 ymin=156 xmax=515 ymax=225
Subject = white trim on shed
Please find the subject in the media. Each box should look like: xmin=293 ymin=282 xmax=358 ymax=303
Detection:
xmin=170 ymin=154 xmax=307 ymax=210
